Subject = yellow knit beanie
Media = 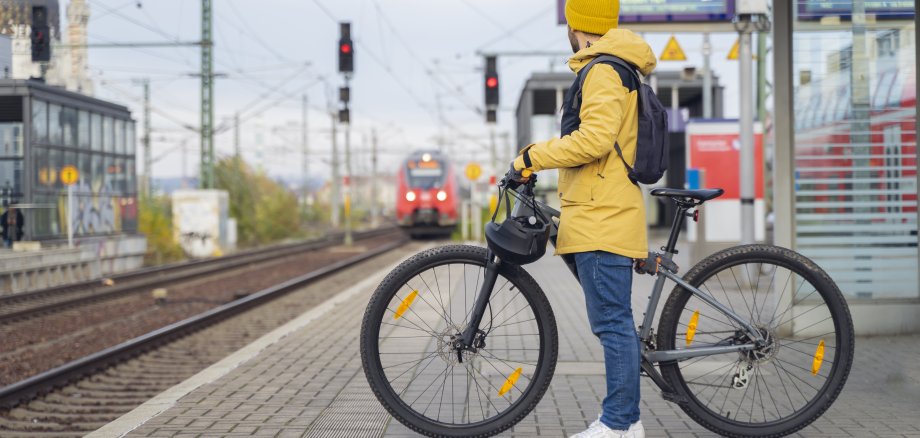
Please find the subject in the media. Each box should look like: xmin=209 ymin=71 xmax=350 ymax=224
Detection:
xmin=565 ymin=0 xmax=619 ymax=35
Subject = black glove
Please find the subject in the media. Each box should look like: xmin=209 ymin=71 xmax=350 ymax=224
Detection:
xmin=505 ymin=162 xmax=531 ymax=186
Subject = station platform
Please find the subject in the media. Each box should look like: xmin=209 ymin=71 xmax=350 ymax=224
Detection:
xmin=94 ymin=240 xmax=920 ymax=438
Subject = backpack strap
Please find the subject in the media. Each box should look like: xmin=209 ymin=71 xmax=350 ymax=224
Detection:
xmin=573 ymin=55 xmax=642 ymax=180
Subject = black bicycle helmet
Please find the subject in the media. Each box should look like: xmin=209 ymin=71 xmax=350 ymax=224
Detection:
xmin=485 ymin=215 xmax=550 ymax=265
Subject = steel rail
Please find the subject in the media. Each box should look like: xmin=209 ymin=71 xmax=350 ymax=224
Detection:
xmin=0 ymin=234 xmax=408 ymax=409
xmin=0 ymin=227 xmax=398 ymax=323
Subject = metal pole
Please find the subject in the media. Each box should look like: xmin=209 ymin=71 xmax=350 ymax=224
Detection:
xmin=671 ymin=85 xmax=679 ymax=127
xmin=330 ymin=112 xmax=340 ymax=228
xmin=343 ymin=117 xmax=353 ymax=246
xmin=234 ymin=112 xmax=240 ymax=157
xmin=67 ymin=184 xmax=73 ymax=248
xmin=489 ymin=126 xmax=497 ymax=179
xmin=301 ymin=95 xmax=309 ymax=206
xmin=371 ymin=129 xmax=379 ymax=228
xmin=142 ymin=79 xmax=151 ymax=197
xmin=739 ymin=28 xmax=756 ymax=244
xmin=199 ymin=0 xmax=214 ymax=189
xmin=702 ymin=32 xmax=713 ymax=119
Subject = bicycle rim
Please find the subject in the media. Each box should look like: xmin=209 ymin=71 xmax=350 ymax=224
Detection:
xmin=660 ymin=249 xmax=852 ymax=432
xmin=365 ymin=250 xmax=553 ymax=432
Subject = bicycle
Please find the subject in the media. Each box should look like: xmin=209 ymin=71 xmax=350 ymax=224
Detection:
xmin=361 ymin=174 xmax=854 ymax=438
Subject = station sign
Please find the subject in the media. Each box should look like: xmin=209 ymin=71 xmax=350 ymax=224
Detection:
xmin=558 ymin=0 xmax=735 ymax=25
xmin=60 ymin=165 xmax=79 ymax=186
xmin=465 ymin=163 xmax=482 ymax=181
xmin=798 ymin=1 xmax=915 ymax=21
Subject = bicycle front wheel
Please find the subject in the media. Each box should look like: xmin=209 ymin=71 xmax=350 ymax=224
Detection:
xmin=657 ymin=244 xmax=854 ymax=437
xmin=360 ymin=245 xmax=558 ymax=437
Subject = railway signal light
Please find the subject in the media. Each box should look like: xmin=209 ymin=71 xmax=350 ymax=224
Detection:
xmin=338 ymin=22 xmax=354 ymax=74
xmin=484 ymin=55 xmax=499 ymax=122
xmin=30 ymin=6 xmax=51 ymax=62
xmin=486 ymin=109 xmax=497 ymax=123
xmin=339 ymin=86 xmax=350 ymax=104
xmin=339 ymin=108 xmax=350 ymax=124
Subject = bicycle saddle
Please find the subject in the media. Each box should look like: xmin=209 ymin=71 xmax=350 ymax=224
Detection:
xmin=650 ymin=188 xmax=724 ymax=203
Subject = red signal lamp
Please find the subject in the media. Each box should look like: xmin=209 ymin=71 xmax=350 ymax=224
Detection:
xmin=486 ymin=77 xmax=498 ymax=88
xmin=340 ymin=43 xmax=352 ymax=54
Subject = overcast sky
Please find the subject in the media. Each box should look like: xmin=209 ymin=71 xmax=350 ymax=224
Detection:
xmin=74 ymin=0 xmax=749 ymax=181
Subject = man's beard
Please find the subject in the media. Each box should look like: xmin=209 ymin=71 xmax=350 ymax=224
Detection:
xmin=568 ymin=30 xmax=579 ymax=53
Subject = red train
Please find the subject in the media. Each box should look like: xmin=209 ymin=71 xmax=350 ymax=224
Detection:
xmin=396 ymin=151 xmax=459 ymax=237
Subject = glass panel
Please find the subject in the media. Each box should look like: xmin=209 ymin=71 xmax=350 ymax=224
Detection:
xmin=0 ymin=159 xmax=23 ymax=201
xmin=125 ymin=158 xmax=136 ymax=194
xmin=32 ymin=146 xmax=46 ymax=189
xmin=48 ymin=103 xmax=62 ymax=145
xmin=78 ymin=110 xmax=89 ymax=149
xmin=47 ymin=148 xmax=61 ymax=190
xmin=115 ymin=119 xmax=125 ymax=155
xmin=104 ymin=155 xmax=115 ymax=191
xmin=126 ymin=122 xmax=136 ymax=157
xmin=79 ymin=152 xmax=92 ymax=194
xmin=31 ymin=99 xmax=47 ymax=144
xmin=0 ymin=123 xmax=23 ymax=158
xmin=113 ymin=157 xmax=126 ymax=193
xmin=792 ymin=1 xmax=918 ymax=299
xmin=103 ymin=116 xmax=113 ymax=153
xmin=62 ymin=107 xmax=78 ymax=147
xmin=91 ymin=113 xmax=102 ymax=151
xmin=92 ymin=153 xmax=105 ymax=190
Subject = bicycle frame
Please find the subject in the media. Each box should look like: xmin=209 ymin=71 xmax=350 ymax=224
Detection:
xmin=461 ymin=184 xmax=767 ymax=397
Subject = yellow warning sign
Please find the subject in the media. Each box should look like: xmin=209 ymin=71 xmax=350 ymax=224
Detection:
xmin=728 ymin=38 xmax=739 ymax=60
xmin=60 ymin=165 xmax=79 ymax=186
xmin=660 ymin=35 xmax=687 ymax=62
xmin=465 ymin=163 xmax=482 ymax=181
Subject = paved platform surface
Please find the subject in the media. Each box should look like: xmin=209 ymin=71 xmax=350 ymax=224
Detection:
xmin=101 ymin=242 xmax=920 ymax=438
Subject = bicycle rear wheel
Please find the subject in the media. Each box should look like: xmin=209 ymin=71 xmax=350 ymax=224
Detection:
xmin=657 ymin=245 xmax=854 ymax=437
xmin=360 ymin=245 xmax=558 ymax=437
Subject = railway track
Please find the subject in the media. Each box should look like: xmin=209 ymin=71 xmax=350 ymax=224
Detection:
xmin=0 ymin=231 xmax=420 ymax=437
xmin=0 ymin=227 xmax=396 ymax=323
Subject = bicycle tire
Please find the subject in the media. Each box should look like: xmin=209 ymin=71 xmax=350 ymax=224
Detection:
xmin=361 ymin=245 xmax=558 ymax=437
xmin=657 ymin=244 xmax=854 ymax=437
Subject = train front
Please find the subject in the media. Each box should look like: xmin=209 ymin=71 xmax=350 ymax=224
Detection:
xmin=396 ymin=152 xmax=458 ymax=236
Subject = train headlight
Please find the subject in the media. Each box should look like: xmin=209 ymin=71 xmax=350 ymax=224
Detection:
xmin=405 ymin=191 xmax=416 ymax=202
xmin=436 ymin=190 xmax=447 ymax=201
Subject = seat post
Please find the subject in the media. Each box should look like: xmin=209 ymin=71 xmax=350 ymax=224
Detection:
xmin=663 ymin=204 xmax=688 ymax=255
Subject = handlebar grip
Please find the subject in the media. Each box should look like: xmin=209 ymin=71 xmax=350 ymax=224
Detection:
xmin=522 ymin=169 xmax=533 ymax=178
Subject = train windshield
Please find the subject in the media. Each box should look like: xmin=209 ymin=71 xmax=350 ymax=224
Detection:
xmin=406 ymin=159 xmax=446 ymax=189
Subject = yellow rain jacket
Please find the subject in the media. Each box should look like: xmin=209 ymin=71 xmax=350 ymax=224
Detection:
xmin=514 ymin=29 xmax=657 ymax=259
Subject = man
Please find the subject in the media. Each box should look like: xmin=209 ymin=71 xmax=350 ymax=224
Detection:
xmin=507 ymin=1 xmax=656 ymax=437
xmin=1 ymin=205 xmax=24 ymax=248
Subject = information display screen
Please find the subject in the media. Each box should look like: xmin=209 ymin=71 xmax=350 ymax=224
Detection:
xmin=557 ymin=0 xmax=735 ymax=25
xmin=798 ymin=1 xmax=915 ymax=21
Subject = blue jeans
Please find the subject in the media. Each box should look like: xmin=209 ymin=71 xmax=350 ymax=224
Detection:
xmin=575 ymin=251 xmax=641 ymax=430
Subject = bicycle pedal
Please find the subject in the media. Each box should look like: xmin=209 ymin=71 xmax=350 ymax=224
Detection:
xmin=661 ymin=391 xmax=688 ymax=405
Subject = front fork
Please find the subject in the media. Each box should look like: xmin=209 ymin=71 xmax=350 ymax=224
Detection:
xmin=459 ymin=251 xmax=501 ymax=349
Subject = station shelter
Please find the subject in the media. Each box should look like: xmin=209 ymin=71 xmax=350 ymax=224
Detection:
xmin=0 ymin=79 xmax=141 ymax=254
xmin=773 ymin=2 xmax=919 ymax=334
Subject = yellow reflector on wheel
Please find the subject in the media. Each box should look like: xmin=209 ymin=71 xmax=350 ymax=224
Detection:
xmin=393 ymin=290 xmax=418 ymax=320
xmin=498 ymin=368 xmax=523 ymax=396
xmin=686 ymin=310 xmax=700 ymax=346
xmin=812 ymin=339 xmax=825 ymax=376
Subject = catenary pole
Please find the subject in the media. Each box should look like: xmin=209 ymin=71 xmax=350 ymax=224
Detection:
xmin=142 ymin=78 xmax=151 ymax=197
xmin=199 ymin=0 xmax=214 ymax=188
xmin=343 ymin=109 xmax=353 ymax=246
xmin=302 ymin=95 xmax=309 ymax=206
xmin=330 ymin=112 xmax=340 ymax=228
xmin=371 ymin=129 xmax=379 ymax=228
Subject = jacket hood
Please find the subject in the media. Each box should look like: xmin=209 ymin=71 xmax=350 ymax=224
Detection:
xmin=569 ymin=28 xmax=657 ymax=76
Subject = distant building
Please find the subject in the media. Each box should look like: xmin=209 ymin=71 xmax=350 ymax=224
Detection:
xmin=0 ymin=0 xmax=92 ymax=95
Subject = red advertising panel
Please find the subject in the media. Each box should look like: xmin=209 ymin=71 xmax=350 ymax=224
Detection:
xmin=687 ymin=124 xmax=764 ymax=200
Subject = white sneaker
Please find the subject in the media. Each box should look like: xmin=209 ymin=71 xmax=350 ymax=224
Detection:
xmin=569 ymin=417 xmax=644 ymax=438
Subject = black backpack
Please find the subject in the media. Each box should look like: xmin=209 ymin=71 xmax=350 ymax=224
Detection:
xmin=576 ymin=55 xmax=669 ymax=185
